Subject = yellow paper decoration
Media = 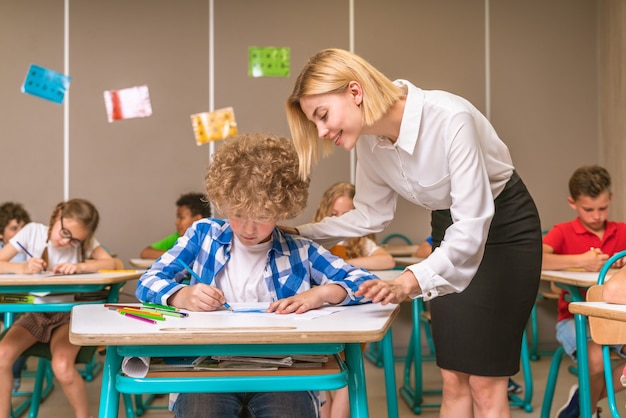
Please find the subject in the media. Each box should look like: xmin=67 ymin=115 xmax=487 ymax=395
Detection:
xmin=191 ymin=107 xmax=238 ymax=146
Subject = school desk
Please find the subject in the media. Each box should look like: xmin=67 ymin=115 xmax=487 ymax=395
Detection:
xmin=569 ymin=299 xmax=626 ymax=418
xmin=540 ymin=270 xmax=615 ymax=418
xmin=70 ymin=302 xmax=400 ymax=418
xmin=0 ymin=271 xmax=142 ymax=324
xmin=0 ymin=270 xmax=142 ymax=417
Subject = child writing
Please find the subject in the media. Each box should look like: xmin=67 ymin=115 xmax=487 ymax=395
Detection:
xmin=0 ymin=198 xmax=115 ymax=418
xmin=136 ymin=133 xmax=379 ymax=418
xmin=542 ymin=165 xmax=626 ymax=418
xmin=314 ymin=181 xmax=395 ymax=271
xmin=139 ymin=192 xmax=211 ymax=259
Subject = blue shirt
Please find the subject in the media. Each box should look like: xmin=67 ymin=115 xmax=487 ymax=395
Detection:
xmin=136 ymin=218 xmax=379 ymax=306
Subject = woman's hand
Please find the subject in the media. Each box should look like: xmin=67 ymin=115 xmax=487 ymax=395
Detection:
xmin=356 ymin=270 xmax=420 ymax=305
xmin=168 ymin=284 xmax=228 ymax=311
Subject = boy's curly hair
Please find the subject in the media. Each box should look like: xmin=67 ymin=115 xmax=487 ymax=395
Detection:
xmin=205 ymin=133 xmax=310 ymax=221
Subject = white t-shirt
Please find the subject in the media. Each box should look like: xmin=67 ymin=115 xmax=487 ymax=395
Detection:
xmin=9 ymin=222 xmax=99 ymax=266
xmin=215 ymin=234 xmax=273 ymax=302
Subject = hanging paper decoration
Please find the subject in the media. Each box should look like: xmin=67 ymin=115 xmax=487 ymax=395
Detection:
xmin=190 ymin=107 xmax=238 ymax=146
xmin=103 ymin=85 xmax=152 ymax=123
xmin=21 ymin=64 xmax=71 ymax=104
xmin=248 ymin=47 xmax=290 ymax=77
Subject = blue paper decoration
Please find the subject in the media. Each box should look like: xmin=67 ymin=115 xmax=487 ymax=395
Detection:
xmin=21 ymin=64 xmax=71 ymax=104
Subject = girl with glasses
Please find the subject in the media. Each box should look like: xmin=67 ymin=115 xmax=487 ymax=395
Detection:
xmin=0 ymin=198 xmax=115 ymax=418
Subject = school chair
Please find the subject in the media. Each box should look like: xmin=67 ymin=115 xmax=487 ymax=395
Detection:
xmin=381 ymin=233 xmax=413 ymax=246
xmin=587 ymin=250 xmax=626 ymax=418
xmin=540 ymin=250 xmax=626 ymax=418
xmin=583 ymin=284 xmax=625 ymax=417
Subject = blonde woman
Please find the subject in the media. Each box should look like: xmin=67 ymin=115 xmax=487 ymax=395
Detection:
xmin=285 ymin=48 xmax=542 ymax=417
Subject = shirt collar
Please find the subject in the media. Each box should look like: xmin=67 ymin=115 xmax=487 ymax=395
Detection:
xmin=393 ymin=79 xmax=423 ymax=155
xmin=572 ymin=218 xmax=616 ymax=240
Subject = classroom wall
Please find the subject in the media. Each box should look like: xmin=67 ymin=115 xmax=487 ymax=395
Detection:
xmin=0 ymin=0 xmax=608 ymax=351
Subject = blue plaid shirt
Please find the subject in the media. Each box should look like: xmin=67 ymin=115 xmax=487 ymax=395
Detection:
xmin=136 ymin=218 xmax=379 ymax=306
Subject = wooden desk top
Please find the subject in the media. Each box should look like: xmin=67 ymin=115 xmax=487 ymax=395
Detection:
xmin=569 ymin=301 xmax=626 ymax=322
xmin=540 ymin=270 xmax=614 ymax=287
xmin=0 ymin=270 xmax=143 ymax=286
xmin=70 ymin=302 xmax=400 ymax=346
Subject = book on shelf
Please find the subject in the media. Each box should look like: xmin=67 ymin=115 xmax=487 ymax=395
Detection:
xmin=0 ymin=292 xmax=75 ymax=304
xmin=147 ymin=355 xmax=330 ymax=373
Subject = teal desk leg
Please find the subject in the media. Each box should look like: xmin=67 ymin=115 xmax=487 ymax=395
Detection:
xmin=573 ymin=313 xmax=592 ymax=418
xmin=381 ymin=328 xmax=399 ymax=418
xmin=602 ymin=345 xmax=621 ymax=418
xmin=345 ymin=342 xmax=369 ymax=418
xmin=99 ymin=346 xmax=122 ymax=418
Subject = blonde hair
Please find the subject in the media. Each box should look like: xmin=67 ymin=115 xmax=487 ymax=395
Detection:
xmin=314 ymin=181 xmax=376 ymax=259
xmin=47 ymin=198 xmax=100 ymax=261
xmin=205 ymin=133 xmax=310 ymax=221
xmin=286 ymin=48 xmax=404 ymax=180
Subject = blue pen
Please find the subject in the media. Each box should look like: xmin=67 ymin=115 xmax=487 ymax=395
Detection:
xmin=15 ymin=242 xmax=34 ymax=258
xmin=174 ymin=258 xmax=232 ymax=310
xmin=16 ymin=241 xmax=47 ymax=272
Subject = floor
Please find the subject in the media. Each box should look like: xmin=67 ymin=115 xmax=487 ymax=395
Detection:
xmin=11 ymin=346 xmax=626 ymax=417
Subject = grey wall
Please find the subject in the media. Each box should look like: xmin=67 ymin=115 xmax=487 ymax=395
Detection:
xmin=0 ymin=0 xmax=603 ymax=351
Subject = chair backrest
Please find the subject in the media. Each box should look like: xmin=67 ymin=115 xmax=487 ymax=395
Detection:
xmin=381 ymin=233 xmax=413 ymax=246
xmin=586 ymin=285 xmax=626 ymax=345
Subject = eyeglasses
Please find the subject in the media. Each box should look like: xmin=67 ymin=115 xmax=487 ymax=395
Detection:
xmin=59 ymin=215 xmax=84 ymax=247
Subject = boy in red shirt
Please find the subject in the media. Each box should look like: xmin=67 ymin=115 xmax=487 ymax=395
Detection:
xmin=543 ymin=165 xmax=626 ymax=418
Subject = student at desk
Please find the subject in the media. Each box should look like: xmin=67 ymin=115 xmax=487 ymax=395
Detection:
xmin=139 ymin=192 xmax=211 ymax=260
xmin=542 ymin=165 xmax=626 ymax=418
xmin=136 ymin=133 xmax=378 ymax=418
xmin=0 ymin=198 xmax=115 ymax=418
xmin=0 ymin=202 xmax=32 ymax=392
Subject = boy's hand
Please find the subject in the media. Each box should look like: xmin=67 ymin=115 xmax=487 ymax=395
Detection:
xmin=268 ymin=287 xmax=327 ymax=314
xmin=580 ymin=248 xmax=609 ymax=272
xmin=168 ymin=284 xmax=227 ymax=312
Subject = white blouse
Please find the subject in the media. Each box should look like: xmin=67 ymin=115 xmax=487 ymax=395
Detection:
xmin=298 ymin=80 xmax=515 ymax=301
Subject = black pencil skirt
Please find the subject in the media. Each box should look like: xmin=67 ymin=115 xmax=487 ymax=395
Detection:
xmin=429 ymin=172 xmax=542 ymax=376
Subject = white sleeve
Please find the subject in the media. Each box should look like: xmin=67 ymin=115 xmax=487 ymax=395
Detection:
xmin=409 ymin=112 xmax=495 ymax=301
